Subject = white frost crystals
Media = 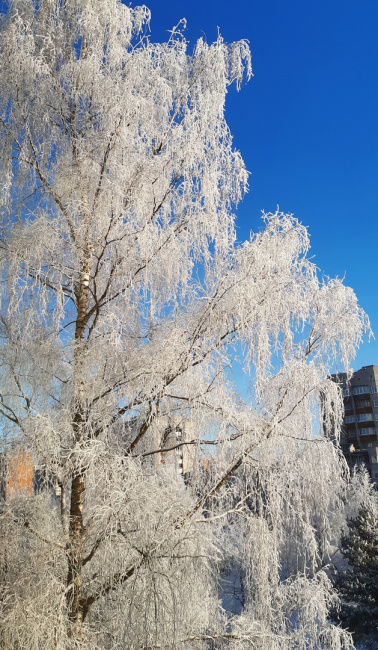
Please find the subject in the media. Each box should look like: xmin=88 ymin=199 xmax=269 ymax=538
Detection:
xmin=0 ymin=1 xmax=370 ymax=648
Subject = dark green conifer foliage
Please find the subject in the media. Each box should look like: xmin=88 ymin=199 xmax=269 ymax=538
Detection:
xmin=336 ymin=499 xmax=378 ymax=640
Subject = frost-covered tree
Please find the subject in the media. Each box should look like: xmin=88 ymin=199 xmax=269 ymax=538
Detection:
xmin=0 ymin=1 xmax=369 ymax=648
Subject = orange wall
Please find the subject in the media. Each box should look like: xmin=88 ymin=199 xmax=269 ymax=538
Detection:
xmin=7 ymin=452 xmax=33 ymax=498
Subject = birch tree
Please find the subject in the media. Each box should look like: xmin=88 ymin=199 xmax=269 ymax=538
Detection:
xmin=0 ymin=1 xmax=369 ymax=648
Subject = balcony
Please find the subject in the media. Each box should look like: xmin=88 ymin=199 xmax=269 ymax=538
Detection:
xmin=344 ymin=449 xmax=370 ymax=468
xmin=353 ymin=386 xmax=371 ymax=395
xmin=357 ymin=415 xmax=374 ymax=425
xmin=359 ymin=426 xmax=378 ymax=437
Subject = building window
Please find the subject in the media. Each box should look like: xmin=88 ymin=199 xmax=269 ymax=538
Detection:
xmin=371 ymin=387 xmax=378 ymax=394
xmin=373 ymin=400 xmax=378 ymax=407
xmin=344 ymin=415 xmax=355 ymax=423
xmin=343 ymin=388 xmax=351 ymax=397
xmin=357 ymin=413 xmax=373 ymax=422
xmin=356 ymin=399 xmax=371 ymax=408
xmin=368 ymin=443 xmax=373 ymax=448
xmin=353 ymin=386 xmax=370 ymax=395
xmin=360 ymin=427 xmax=375 ymax=435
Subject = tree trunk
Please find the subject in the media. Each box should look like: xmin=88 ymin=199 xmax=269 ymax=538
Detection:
xmin=66 ymin=262 xmax=91 ymax=642
xmin=67 ymin=471 xmax=85 ymax=641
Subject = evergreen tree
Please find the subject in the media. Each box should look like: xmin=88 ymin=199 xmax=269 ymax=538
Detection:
xmin=336 ymin=498 xmax=378 ymax=641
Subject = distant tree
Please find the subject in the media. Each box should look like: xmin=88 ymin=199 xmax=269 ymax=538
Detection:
xmin=0 ymin=1 xmax=369 ymax=648
xmin=334 ymin=496 xmax=378 ymax=640
xmin=342 ymin=501 xmax=378 ymax=579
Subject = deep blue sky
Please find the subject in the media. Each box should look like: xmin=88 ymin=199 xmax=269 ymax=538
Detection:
xmin=144 ymin=0 xmax=378 ymax=371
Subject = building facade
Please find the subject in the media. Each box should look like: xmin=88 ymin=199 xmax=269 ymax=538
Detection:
xmin=332 ymin=365 xmax=378 ymax=481
xmin=0 ymin=451 xmax=33 ymax=501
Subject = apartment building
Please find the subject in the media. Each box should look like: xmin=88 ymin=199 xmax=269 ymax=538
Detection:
xmin=0 ymin=415 xmax=199 ymax=503
xmin=0 ymin=450 xmax=62 ymax=503
xmin=332 ymin=365 xmax=378 ymax=480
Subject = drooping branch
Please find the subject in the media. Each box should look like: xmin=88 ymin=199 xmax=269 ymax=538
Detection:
xmin=80 ymin=562 xmax=140 ymax=622
xmin=24 ymin=520 xmax=67 ymax=551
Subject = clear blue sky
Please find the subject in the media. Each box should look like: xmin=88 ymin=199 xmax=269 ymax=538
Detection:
xmin=145 ymin=0 xmax=378 ymax=371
